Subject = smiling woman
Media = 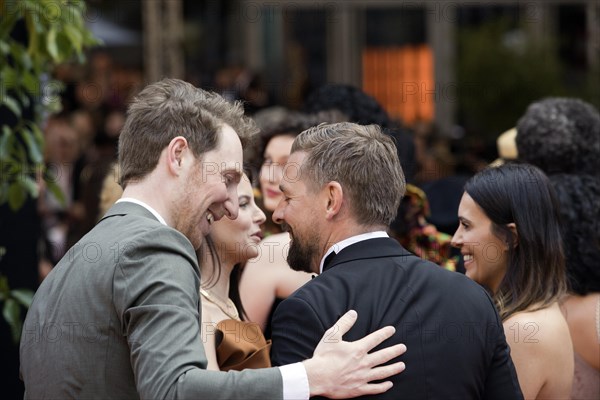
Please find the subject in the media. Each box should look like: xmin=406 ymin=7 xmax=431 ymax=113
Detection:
xmin=196 ymin=174 xmax=272 ymax=371
xmin=451 ymin=163 xmax=573 ymax=400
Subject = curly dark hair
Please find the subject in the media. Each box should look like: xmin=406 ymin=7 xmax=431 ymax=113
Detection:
xmin=516 ymin=97 xmax=600 ymax=175
xmin=516 ymin=97 xmax=600 ymax=295
xmin=548 ymin=174 xmax=600 ymax=295
xmin=303 ymin=84 xmax=416 ymax=182
xmin=304 ymin=84 xmax=391 ymax=128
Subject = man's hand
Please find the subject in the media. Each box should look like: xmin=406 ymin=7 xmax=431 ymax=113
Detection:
xmin=303 ymin=310 xmax=407 ymax=398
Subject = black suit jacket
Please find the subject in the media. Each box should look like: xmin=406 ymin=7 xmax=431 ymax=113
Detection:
xmin=271 ymin=238 xmax=523 ymax=400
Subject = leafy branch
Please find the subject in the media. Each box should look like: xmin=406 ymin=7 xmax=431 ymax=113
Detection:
xmin=0 ymin=272 xmax=33 ymax=343
xmin=0 ymin=0 xmax=100 ymax=343
xmin=1 ymin=0 xmax=100 ymax=210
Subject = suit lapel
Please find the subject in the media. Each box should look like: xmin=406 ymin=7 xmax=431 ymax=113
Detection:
xmin=322 ymin=237 xmax=411 ymax=272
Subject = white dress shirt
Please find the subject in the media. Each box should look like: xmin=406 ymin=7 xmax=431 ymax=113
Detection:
xmin=319 ymin=231 xmax=390 ymax=274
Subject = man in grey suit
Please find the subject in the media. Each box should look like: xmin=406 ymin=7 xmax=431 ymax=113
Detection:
xmin=19 ymin=79 xmax=406 ymax=399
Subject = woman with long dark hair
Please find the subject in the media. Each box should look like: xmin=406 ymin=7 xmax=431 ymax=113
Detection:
xmin=197 ymin=174 xmax=271 ymax=371
xmin=451 ymin=163 xmax=573 ymax=399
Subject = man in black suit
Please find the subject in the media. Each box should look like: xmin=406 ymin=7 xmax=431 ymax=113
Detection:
xmin=269 ymin=122 xmax=523 ymax=399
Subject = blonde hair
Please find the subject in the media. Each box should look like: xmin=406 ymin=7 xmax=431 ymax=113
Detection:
xmin=98 ymin=163 xmax=123 ymax=219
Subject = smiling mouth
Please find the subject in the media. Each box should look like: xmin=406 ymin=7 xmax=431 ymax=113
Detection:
xmin=206 ymin=213 xmax=214 ymax=225
xmin=463 ymin=254 xmax=473 ymax=262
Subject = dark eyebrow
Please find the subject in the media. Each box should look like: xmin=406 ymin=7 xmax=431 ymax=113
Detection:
xmin=458 ymin=216 xmax=471 ymax=224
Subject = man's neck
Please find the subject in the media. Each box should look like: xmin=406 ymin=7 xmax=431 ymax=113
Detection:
xmin=316 ymin=223 xmax=387 ymax=272
xmin=323 ymin=223 xmax=387 ymax=253
xmin=121 ymin=179 xmax=173 ymax=226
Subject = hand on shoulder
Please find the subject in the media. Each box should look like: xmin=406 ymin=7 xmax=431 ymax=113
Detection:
xmin=303 ymin=310 xmax=407 ymax=398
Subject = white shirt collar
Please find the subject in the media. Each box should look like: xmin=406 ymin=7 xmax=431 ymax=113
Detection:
xmin=319 ymin=231 xmax=389 ymax=273
xmin=116 ymin=198 xmax=167 ymax=226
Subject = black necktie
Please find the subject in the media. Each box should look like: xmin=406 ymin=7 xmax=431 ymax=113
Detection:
xmin=323 ymin=251 xmax=337 ymax=271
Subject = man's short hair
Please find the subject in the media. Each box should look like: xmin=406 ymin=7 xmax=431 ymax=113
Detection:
xmin=292 ymin=122 xmax=405 ymax=226
xmin=118 ymin=78 xmax=258 ymax=187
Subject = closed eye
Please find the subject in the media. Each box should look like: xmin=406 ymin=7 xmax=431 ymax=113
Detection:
xmin=239 ymin=195 xmax=250 ymax=209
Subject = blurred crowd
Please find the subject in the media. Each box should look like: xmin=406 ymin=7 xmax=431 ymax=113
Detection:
xmin=37 ymin=52 xmax=142 ymax=272
xmin=38 ymin=51 xmax=487 ymax=278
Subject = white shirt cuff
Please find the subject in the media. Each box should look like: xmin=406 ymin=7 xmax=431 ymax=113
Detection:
xmin=279 ymin=362 xmax=309 ymax=400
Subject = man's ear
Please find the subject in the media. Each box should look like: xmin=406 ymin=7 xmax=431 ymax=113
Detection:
xmin=166 ymin=136 xmax=188 ymax=175
xmin=506 ymin=222 xmax=518 ymax=248
xmin=324 ymin=181 xmax=343 ymax=220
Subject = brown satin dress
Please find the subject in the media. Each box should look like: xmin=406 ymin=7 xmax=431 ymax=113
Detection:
xmin=214 ymin=319 xmax=272 ymax=371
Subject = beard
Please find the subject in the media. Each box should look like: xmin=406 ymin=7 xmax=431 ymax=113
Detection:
xmin=285 ymin=224 xmax=320 ymax=273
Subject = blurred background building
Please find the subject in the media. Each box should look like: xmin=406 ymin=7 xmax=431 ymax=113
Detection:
xmin=87 ymin=0 xmax=599 ymax=143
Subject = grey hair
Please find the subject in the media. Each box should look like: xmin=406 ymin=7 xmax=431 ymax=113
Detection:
xmin=292 ymin=122 xmax=405 ymax=226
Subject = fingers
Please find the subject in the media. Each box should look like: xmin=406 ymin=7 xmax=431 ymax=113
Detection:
xmin=327 ymin=309 xmax=358 ymax=339
xmin=366 ymin=360 xmax=406 ymax=382
xmin=354 ymin=381 xmax=394 ymax=397
xmin=350 ymin=362 xmax=406 ymax=397
xmin=353 ymin=324 xmax=396 ymax=353
xmin=365 ymin=343 xmax=407 ymax=367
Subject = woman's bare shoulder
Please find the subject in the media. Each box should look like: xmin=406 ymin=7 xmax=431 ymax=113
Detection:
xmin=562 ymin=293 xmax=600 ymax=369
xmin=503 ymin=303 xmax=571 ymax=351
xmin=562 ymin=293 xmax=600 ymax=330
xmin=503 ymin=303 xmax=574 ymax=399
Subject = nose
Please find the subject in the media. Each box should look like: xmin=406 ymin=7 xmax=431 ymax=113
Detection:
xmin=272 ymin=199 xmax=285 ymax=225
xmin=224 ymin=193 xmax=239 ymax=220
xmin=450 ymin=227 xmax=462 ymax=249
xmin=253 ymin=204 xmax=267 ymax=225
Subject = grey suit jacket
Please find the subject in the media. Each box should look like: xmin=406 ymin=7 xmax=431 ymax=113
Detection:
xmin=20 ymin=202 xmax=283 ymax=399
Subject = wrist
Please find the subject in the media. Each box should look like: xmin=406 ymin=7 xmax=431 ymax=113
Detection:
xmin=303 ymin=358 xmax=326 ymax=396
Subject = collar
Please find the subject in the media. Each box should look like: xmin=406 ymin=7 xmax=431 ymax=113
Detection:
xmin=116 ymin=198 xmax=167 ymax=226
xmin=319 ymin=231 xmax=389 ymax=274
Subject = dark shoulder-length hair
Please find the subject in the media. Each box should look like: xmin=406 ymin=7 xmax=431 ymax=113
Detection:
xmin=198 ymin=167 xmax=260 ymax=321
xmin=200 ymin=236 xmax=249 ymax=321
xmin=465 ymin=163 xmax=567 ymax=320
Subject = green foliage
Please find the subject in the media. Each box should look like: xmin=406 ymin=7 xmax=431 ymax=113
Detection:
xmin=1 ymin=0 xmax=100 ymax=211
xmin=0 ymin=0 xmax=100 ymax=344
xmin=457 ymin=19 xmax=566 ymax=140
xmin=0 ymin=273 xmax=34 ymax=343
